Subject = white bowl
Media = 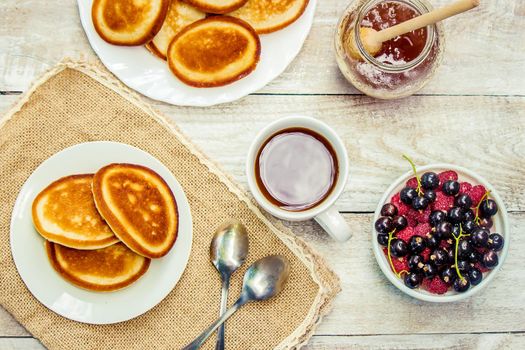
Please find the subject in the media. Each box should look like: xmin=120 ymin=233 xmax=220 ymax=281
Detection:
xmin=372 ymin=164 xmax=510 ymax=302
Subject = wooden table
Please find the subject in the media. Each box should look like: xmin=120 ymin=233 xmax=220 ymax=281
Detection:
xmin=1 ymin=0 xmax=524 ymax=348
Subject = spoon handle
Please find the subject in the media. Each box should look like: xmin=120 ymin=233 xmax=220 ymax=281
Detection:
xmin=215 ymin=276 xmax=230 ymax=350
xmin=182 ymin=298 xmax=247 ymax=350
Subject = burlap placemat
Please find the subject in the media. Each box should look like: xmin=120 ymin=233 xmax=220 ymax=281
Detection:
xmin=0 ymin=60 xmax=340 ymax=350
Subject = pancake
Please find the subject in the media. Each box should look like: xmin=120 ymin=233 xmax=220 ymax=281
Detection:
xmin=182 ymin=0 xmax=248 ymax=14
xmin=92 ymin=0 xmax=170 ymax=46
xmin=92 ymin=164 xmax=178 ymax=259
xmin=46 ymin=241 xmax=150 ymax=292
xmin=228 ymin=0 xmax=309 ymax=34
xmin=167 ymin=16 xmax=261 ymax=87
xmin=146 ymin=0 xmax=206 ymax=60
xmin=32 ymin=175 xmax=119 ymax=250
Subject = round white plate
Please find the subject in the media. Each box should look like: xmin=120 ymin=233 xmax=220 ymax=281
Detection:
xmin=77 ymin=0 xmax=317 ymax=107
xmin=10 ymin=142 xmax=193 ymax=324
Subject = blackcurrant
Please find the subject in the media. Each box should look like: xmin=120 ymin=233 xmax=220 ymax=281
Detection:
xmin=392 ymin=215 xmax=408 ymax=231
xmin=390 ymin=239 xmax=408 ymax=257
xmin=435 ymin=221 xmax=452 ymax=239
xmin=463 ymin=209 xmax=475 ymax=222
xmin=400 ymin=187 xmax=418 ymax=205
xmin=377 ymin=233 xmax=389 ymax=246
xmin=463 ymin=220 xmax=478 ymax=234
xmin=421 ymin=172 xmax=439 ymax=190
xmin=375 ymin=216 xmax=393 ymax=234
xmin=412 ymin=196 xmax=429 ymax=210
xmin=442 ymin=180 xmax=460 ymax=196
xmin=423 ymin=190 xmax=437 ymax=203
xmin=447 ymin=248 xmax=455 ymax=264
xmin=466 ymin=250 xmax=482 ymax=263
xmin=455 ymin=194 xmax=472 ymax=210
xmin=479 ymin=199 xmax=498 ymax=218
xmin=482 ymin=250 xmax=499 ymax=269
xmin=468 ymin=268 xmax=483 ymax=286
xmin=451 ymin=224 xmax=461 ymax=237
xmin=425 ymin=233 xmax=440 ymax=249
xmin=409 ymin=235 xmax=426 ymax=254
xmin=381 ymin=203 xmax=398 ymax=217
xmin=453 ymin=277 xmax=471 ymax=293
xmin=447 ymin=207 xmax=464 ymax=224
xmin=422 ymin=262 xmax=438 ymax=279
xmin=441 ymin=267 xmax=457 ymax=284
xmin=478 ymin=217 xmax=493 ymax=229
xmin=404 ymin=272 xmax=422 ymax=289
xmin=458 ymin=239 xmax=473 ymax=258
xmin=429 ymin=210 xmax=446 ymax=227
xmin=430 ymin=248 xmax=448 ymax=266
xmin=487 ymin=233 xmax=504 ymax=251
xmin=456 ymin=260 xmax=472 ymax=273
xmin=408 ymin=255 xmax=424 ymax=272
xmin=470 ymin=228 xmax=489 ymax=247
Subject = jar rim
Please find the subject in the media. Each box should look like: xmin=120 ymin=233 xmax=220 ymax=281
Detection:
xmin=354 ymin=0 xmax=436 ymax=72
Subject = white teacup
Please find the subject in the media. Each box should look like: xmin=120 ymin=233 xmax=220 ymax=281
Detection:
xmin=246 ymin=116 xmax=351 ymax=242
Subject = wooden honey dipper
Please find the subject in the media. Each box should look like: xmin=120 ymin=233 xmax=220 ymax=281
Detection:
xmin=346 ymin=0 xmax=480 ymax=60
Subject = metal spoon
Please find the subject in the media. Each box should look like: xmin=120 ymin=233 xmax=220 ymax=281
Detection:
xmin=183 ymin=255 xmax=291 ymax=350
xmin=210 ymin=220 xmax=249 ymax=350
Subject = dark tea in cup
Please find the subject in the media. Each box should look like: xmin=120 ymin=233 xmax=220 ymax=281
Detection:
xmin=255 ymin=128 xmax=339 ymax=212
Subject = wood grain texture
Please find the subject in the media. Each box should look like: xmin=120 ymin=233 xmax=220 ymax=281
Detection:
xmin=1 ymin=212 xmax=523 ymax=340
xmin=1 ymin=0 xmax=524 ymax=94
xmin=3 ymin=94 xmax=523 ymax=213
xmin=2 ymin=333 xmax=524 ymax=350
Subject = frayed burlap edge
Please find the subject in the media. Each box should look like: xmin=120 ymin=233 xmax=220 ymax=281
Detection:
xmin=0 ymin=59 xmax=341 ymax=349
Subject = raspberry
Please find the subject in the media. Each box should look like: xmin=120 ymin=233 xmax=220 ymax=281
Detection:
xmin=416 ymin=207 xmax=431 ymax=224
xmin=432 ymin=191 xmax=454 ymax=211
xmin=469 ymin=185 xmax=487 ymax=206
xmin=459 ymin=182 xmax=473 ymax=194
xmin=406 ymin=177 xmax=418 ymax=189
xmin=424 ymin=276 xmax=449 ymax=295
xmin=421 ymin=248 xmax=431 ymax=262
xmin=396 ymin=227 xmax=416 ymax=242
xmin=415 ymin=223 xmax=431 ymax=236
xmin=383 ymin=248 xmax=409 ymax=273
xmin=391 ymin=193 xmax=410 ymax=216
xmin=438 ymin=170 xmax=458 ymax=186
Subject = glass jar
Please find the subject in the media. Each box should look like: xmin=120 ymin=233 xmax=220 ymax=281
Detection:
xmin=335 ymin=0 xmax=445 ymax=99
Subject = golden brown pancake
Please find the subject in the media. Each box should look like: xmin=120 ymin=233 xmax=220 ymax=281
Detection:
xmin=167 ymin=16 xmax=261 ymax=87
xmin=32 ymin=175 xmax=119 ymax=250
xmin=228 ymin=0 xmax=309 ymax=34
xmin=92 ymin=0 xmax=170 ymax=46
xmin=92 ymin=164 xmax=178 ymax=259
xmin=146 ymin=0 xmax=206 ymax=60
xmin=182 ymin=0 xmax=248 ymax=14
xmin=46 ymin=241 xmax=150 ymax=292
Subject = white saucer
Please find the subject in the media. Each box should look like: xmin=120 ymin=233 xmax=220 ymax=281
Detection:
xmin=77 ymin=0 xmax=317 ymax=106
xmin=10 ymin=142 xmax=193 ymax=324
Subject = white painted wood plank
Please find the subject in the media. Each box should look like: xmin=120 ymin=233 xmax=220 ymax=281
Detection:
xmin=1 ymin=212 xmax=523 ymax=338
xmin=2 ymin=333 xmax=525 ymax=350
xmin=3 ymin=94 xmax=523 ymax=212
xmin=1 ymin=0 xmax=524 ymax=95
xmin=304 ymin=333 xmax=525 ymax=349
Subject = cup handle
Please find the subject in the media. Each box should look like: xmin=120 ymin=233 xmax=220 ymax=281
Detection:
xmin=314 ymin=207 xmax=352 ymax=242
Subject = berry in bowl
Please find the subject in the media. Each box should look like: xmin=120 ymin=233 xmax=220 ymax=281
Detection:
xmin=372 ymin=156 xmax=509 ymax=302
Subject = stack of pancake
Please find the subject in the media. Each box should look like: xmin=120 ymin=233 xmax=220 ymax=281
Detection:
xmin=92 ymin=0 xmax=310 ymax=87
xmin=32 ymin=164 xmax=179 ymax=292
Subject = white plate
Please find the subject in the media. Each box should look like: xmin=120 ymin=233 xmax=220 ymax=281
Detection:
xmin=10 ymin=142 xmax=193 ymax=324
xmin=372 ymin=164 xmax=509 ymax=302
xmin=77 ymin=0 xmax=317 ymax=107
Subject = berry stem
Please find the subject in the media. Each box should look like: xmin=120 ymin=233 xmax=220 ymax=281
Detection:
xmin=474 ymin=190 xmax=491 ymax=224
xmin=386 ymin=229 xmax=407 ymax=278
xmin=402 ymin=154 xmax=423 ymax=196
xmin=452 ymin=224 xmax=469 ymax=281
